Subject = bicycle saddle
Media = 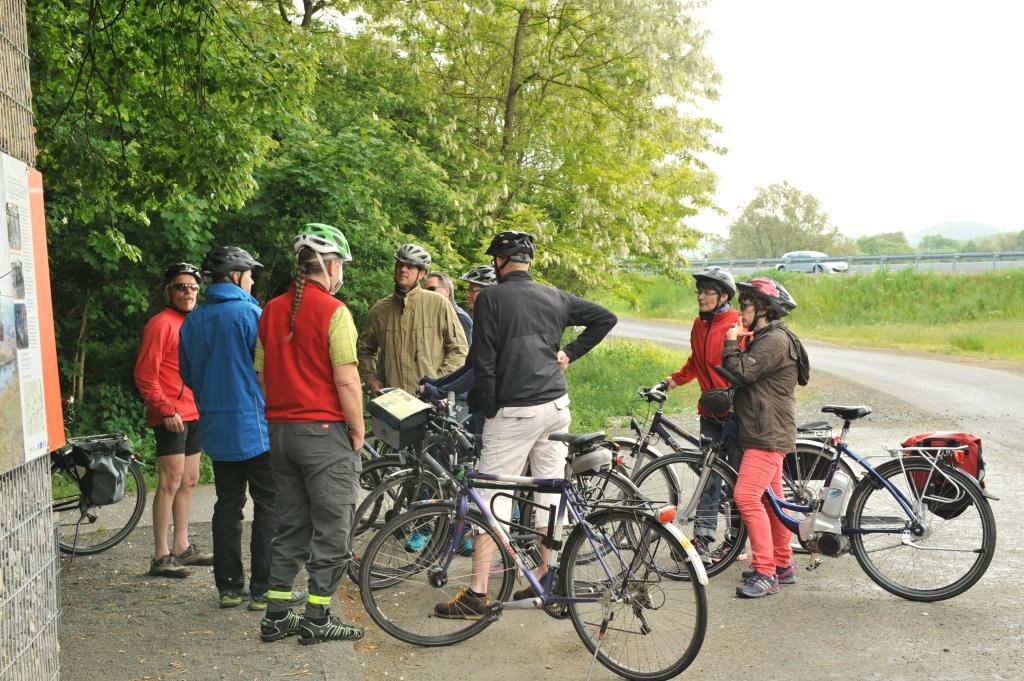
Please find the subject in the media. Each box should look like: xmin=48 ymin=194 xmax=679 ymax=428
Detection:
xmin=820 ymin=405 xmax=872 ymax=421
xmin=549 ymin=432 xmax=606 ymax=448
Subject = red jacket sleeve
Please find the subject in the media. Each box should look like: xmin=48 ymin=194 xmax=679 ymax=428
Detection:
xmin=670 ymin=355 xmax=698 ymax=386
xmin=133 ymin=316 xmax=176 ymax=420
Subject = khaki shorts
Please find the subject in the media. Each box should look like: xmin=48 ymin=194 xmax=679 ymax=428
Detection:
xmin=476 ymin=395 xmax=571 ymax=532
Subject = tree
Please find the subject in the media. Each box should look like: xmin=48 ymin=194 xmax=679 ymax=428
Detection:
xmin=918 ymin=234 xmax=962 ymax=253
xmin=725 ymin=182 xmax=842 ymax=259
xmin=360 ymin=0 xmax=721 ymax=290
xmin=857 ymin=231 xmax=911 ymax=255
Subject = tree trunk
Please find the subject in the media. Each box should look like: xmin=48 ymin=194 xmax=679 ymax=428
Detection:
xmin=73 ymin=292 xmax=93 ymax=402
xmin=501 ymin=8 xmax=532 ymax=160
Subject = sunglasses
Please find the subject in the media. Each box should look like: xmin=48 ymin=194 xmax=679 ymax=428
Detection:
xmin=171 ymin=283 xmax=200 ymax=292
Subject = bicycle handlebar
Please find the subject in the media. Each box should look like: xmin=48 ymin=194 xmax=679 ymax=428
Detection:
xmin=712 ymin=365 xmax=744 ymax=388
xmin=637 ymin=383 xmax=669 ymax=403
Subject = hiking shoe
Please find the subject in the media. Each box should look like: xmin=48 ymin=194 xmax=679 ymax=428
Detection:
xmin=691 ymin=535 xmax=713 ymax=566
xmin=298 ymin=611 xmax=364 ymax=645
xmin=736 ymin=571 xmax=779 ymax=598
xmin=175 ymin=543 xmax=214 ymax=566
xmin=219 ymin=592 xmax=243 ymax=609
xmin=404 ymin=531 xmax=432 ymax=552
xmin=512 ymin=583 xmax=540 ymax=601
xmin=248 ymin=589 xmax=308 ymax=612
xmin=741 ymin=564 xmax=797 ymax=585
xmin=260 ymin=610 xmax=302 ymax=642
xmin=149 ymin=554 xmax=191 ymax=579
xmin=709 ymin=537 xmax=736 ymax=564
xmin=457 ymin=534 xmax=475 ymax=557
xmin=434 ymin=588 xmax=490 ymax=620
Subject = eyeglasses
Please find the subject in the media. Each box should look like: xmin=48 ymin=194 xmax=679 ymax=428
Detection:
xmin=425 ymin=286 xmax=442 ymax=292
xmin=740 ymin=300 xmax=756 ymax=309
xmin=696 ymin=289 xmax=720 ymax=297
xmin=171 ymin=283 xmax=200 ymax=292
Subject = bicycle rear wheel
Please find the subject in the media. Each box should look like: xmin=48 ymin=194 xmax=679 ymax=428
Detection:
xmin=53 ymin=459 xmax=147 ymax=555
xmin=632 ymin=452 xmax=747 ymax=576
xmin=846 ymin=458 xmax=996 ymax=601
xmin=562 ymin=509 xmax=707 ymax=681
xmin=358 ymin=503 xmax=516 ymax=646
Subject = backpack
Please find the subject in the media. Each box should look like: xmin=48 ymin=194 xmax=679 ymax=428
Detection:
xmin=900 ymin=432 xmax=985 ymax=519
xmin=780 ymin=325 xmax=810 ymax=386
xmin=75 ymin=436 xmax=134 ymax=506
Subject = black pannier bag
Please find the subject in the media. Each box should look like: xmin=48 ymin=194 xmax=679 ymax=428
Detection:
xmin=75 ymin=435 xmax=134 ymax=506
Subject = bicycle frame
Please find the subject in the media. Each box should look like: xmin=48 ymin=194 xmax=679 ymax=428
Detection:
xmin=763 ymin=429 xmax=925 ymax=536
xmin=424 ymin=466 xmax=707 ymax=611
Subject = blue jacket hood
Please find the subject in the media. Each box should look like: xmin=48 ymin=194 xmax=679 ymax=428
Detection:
xmin=204 ymin=282 xmax=260 ymax=306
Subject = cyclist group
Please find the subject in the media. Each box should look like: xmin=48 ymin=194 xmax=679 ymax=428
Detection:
xmin=133 ymin=221 xmax=803 ymax=649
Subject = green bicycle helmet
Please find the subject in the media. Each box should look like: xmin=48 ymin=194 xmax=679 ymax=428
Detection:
xmin=293 ymin=223 xmax=352 ymax=262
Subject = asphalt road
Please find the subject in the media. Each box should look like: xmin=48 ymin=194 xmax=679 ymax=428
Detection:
xmin=58 ymin=317 xmax=1022 ymax=681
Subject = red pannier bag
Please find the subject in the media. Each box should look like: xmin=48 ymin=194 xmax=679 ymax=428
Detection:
xmin=900 ymin=432 xmax=985 ymax=519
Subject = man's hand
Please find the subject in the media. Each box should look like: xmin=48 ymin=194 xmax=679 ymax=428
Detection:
xmin=556 ymin=350 xmax=570 ymax=371
xmin=726 ymin=322 xmax=752 ymax=342
xmin=368 ymin=379 xmax=383 ymax=396
xmin=161 ymin=413 xmax=185 ymax=433
xmin=664 ymin=377 xmax=677 ymax=391
xmin=348 ymin=422 xmax=365 ymax=452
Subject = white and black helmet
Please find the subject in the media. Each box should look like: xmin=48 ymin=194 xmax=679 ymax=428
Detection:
xmin=460 ymin=265 xmax=497 ymax=287
xmin=395 ymin=243 xmax=432 ymax=270
xmin=693 ymin=266 xmax=736 ymax=299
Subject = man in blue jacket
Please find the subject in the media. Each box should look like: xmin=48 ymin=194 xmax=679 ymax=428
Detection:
xmin=180 ymin=246 xmax=299 ymax=610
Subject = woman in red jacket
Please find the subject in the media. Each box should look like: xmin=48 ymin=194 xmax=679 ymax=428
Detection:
xmin=663 ymin=266 xmax=742 ymax=564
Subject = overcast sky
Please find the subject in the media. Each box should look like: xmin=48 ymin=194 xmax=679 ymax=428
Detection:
xmin=688 ymin=1 xmax=1024 ymax=239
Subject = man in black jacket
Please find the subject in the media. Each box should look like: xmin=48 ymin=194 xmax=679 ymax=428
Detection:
xmin=434 ymin=230 xmax=617 ymax=619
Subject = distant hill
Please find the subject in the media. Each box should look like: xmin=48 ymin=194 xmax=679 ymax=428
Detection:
xmin=910 ymin=221 xmax=1008 ymax=246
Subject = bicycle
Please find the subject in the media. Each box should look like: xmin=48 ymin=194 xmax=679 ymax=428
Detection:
xmin=620 ymin=382 xmax=857 ymax=575
xmin=349 ymin=395 xmax=642 ymax=583
xmin=51 ymin=428 xmax=147 ymax=556
xmin=358 ymin=431 xmax=709 ymax=681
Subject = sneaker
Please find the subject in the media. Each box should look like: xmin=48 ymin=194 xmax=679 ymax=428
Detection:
xmin=219 ymin=592 xmax=243 ymax=609
xmin=691 ymin=535 xmax=713 ymax=566
xmin=260 ymin=610 xmax=302 ymax=642
xmin=149 ymin=554 xmax=191 ymax=579
xmin=709 ymin=537 xmax=736 ymax=564
xmin=175 ymin=543 xmax=214 ymax=566
xmin=741 ymin=564 xmax=797 ymax=585
xmin=736 ymin=571 xmax=779 ymax=598
xmin=433 ymin=588 xmax=490 ymax=620
xmin=248 ymin=589 xmax=308 ymax=612
xmin=404 ymin=531 xmax=432 ymax=552
xmin=298 ymin=611 xmax=364 ymax=645
xmin=457 ymin=535 xmax=474 ymax=557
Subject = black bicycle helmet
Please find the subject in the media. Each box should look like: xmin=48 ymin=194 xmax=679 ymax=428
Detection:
xmin=201 ymin=246 xmax=263 ymax=277
xmin=485 ymin=231 xmax=535 ymax=263
xmin=459 ymin=265 xmax=498 ymax=287
xmin=736 ymin=277 xmax=797 ymax=318
xmin=693 ymin=266 xmax=736 ymax=299
xmin=163 ymin=262 xmax=201 ymax=285
xmin=394 ymin=243 xmax=432 ymax=270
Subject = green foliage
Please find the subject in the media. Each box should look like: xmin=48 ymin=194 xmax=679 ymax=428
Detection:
xmin=725 ymin=181 xmax=842 ymax=258
xmin=565 ymin=339 xmax=694 ymax=431
xmin=918 ymin=234 xmax=962 ymax=253
xmin=856 ymin=231 xmax=911 ymax=255
xmin=608 ymin=269 xmax=1024 ymax=361
xmin=29 ymin=0 xmax=723 ymax=436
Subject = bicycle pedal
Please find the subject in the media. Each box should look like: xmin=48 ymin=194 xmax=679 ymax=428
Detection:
xmin=484 ymin=604 xmax=503 ymax=623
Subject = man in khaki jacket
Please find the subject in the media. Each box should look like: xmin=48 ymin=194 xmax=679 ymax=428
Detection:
xmin=358 ymin=244 xmax=468 ymax=395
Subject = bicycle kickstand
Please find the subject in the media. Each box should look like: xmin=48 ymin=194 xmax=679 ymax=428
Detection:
xmin=805 ymin=552 xmax=822 ymax=571
xmin=585 ymin=589 xmax=614 ymax=681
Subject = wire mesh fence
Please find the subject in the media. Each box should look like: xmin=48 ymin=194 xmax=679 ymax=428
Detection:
xmin=0 ymin=458 xmax=60 ymax=681
xmin=0 ymin=0 xmax=36 ymax=165
xmin=1 ymin=1 xmax=55 ymax=680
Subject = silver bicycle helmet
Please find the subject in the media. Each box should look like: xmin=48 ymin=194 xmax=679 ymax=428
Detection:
xmin=460 ymin=265 xmax=498 ymax=287
xmin=395 ymin=243 xmax=432 ymax=270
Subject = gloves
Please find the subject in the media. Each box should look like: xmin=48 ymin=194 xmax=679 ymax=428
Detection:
xmin=419 ymin=382 xmax=443 ymax=400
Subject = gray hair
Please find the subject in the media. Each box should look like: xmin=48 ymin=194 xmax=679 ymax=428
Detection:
xmin=425 ymin=271 xmax=453 ymax=291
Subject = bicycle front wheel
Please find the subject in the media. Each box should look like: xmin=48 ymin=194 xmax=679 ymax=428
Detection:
xmin=54 ymin=459 xmax=147 ymax=555
xmin=632 ymin=452 xmax=747 ymax=576
xmin=847 ymin=458 xmax=996 ymax=601
xmin=359 ymin=502 xmax=516 ymax=646
xmin=348 ymin=468 xmax=444 ymax=582
xmin=562 ymin=509 xmax=707 ymax=681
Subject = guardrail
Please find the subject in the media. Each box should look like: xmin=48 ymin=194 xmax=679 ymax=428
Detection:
xmin=687 ymin=251 xmax=1024 ymax=274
